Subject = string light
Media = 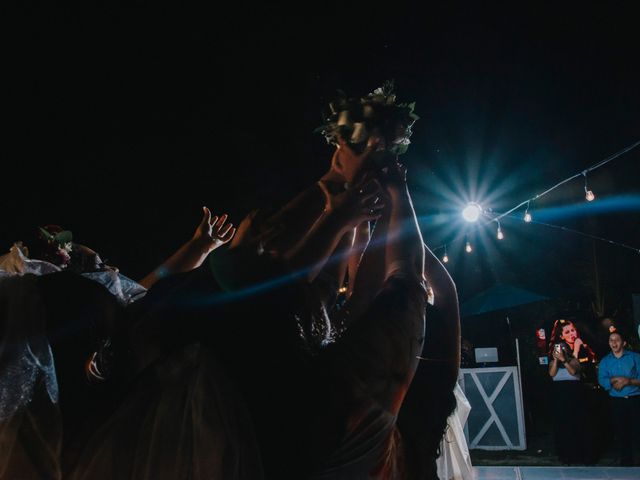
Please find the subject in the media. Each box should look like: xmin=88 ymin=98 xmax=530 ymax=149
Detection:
xmin=583 ymin=171 xmax=595 ymax=201
xmin=429 ymin=218 xmax=640 ymax=263
xmin=492 ymin=138 xmax=640 ymax=224
xmin=428 ymin=140 xmax=640 ymax=263
xmin=523 ymin=201 xmax=532 ymax=223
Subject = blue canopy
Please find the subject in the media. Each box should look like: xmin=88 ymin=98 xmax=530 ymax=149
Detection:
xmin=460 ymin=284 xmax=549 ymax=317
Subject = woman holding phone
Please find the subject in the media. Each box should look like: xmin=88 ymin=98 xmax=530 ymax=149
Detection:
xmin=548 ymin=319 xmax=593 ymax=464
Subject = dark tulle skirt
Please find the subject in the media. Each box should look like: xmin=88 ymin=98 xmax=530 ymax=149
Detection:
xmin=68 ymin=343 xmax=263 ymax=480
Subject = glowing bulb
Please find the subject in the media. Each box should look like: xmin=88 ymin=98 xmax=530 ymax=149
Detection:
xmin=462 ymin=202 xmax=483 ymax=222
xmin=524 ymin=212 xmax=532 ymax=223
xmin=465 ymin=241 xmax=472 ymax=253
xmin=497 ymin=227 xmax=504 ymax=240
xmin=583 ymin=171 xmax=595 ymax=202
xmin=443 ymin=254 xmax=449 ymax=263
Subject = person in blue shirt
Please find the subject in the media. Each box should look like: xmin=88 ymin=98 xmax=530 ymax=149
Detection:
xmin=598 ymin=330 xmax=640 ymax=465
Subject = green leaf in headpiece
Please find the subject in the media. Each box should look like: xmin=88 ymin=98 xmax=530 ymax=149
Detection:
xmin=39 ymin=227 xmax=55 ymax=242
xmin=54 ymin=231 xmax=73 ymax=244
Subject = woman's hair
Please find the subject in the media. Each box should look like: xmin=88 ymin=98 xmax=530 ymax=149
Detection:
xmin=548 ymin=319 xmax=574 ymax=357
xmin=548 ymin=318 xmax=598 ymax=362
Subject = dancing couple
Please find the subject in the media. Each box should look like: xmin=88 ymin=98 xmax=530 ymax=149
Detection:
xmin=0 ymin=83 xmax=461 ymax=479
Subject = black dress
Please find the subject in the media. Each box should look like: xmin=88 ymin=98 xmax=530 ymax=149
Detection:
xmin=550 ymin=343 xmax=596 ymax=465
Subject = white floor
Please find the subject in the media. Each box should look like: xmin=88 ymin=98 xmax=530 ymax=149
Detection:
xmin=474 ymin=466 xmax=640 ymax=480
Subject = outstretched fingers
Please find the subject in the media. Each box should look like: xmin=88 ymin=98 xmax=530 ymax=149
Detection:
xmin=219 ymin=226 xmax=236 ymax=244
xmin=213 ymin=214 xmax=235 ymax=244
xmin=200 ymin=206 xmax=212 ymax=230
xmin=196 ymin=208 xmax=236 ymax=249
xmin=214 ymin=213 xmax=228 ymax=231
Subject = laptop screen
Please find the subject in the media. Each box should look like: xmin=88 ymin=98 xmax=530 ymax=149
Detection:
xmin=474 ymin=347 xmax=499 ymax=363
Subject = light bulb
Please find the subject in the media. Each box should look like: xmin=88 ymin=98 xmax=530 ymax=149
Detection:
xmin=465 ymin=241 xmax=472 ymax=253
xmin=583 ymin=171 xmax=595 ymax=202
xmin=524 ymin=212 xmax=532 ymax=223
xmin=443 ymin=254 xmax=449 ymax=263
xmin=497 ymin=227 xmax=504 ymax=240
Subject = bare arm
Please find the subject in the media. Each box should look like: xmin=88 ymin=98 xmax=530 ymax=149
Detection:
xmin=384 ymin=172 xmax=425 ymax=282
xmin=564 ymin=357 xmax=581 ymax=376
xmin=423 ymin=243 xmax=460 ymax=372
xmin=259 ymin=183 xmax=327 ymax=255
xmin=282 ymin=179 xmax=384 ymax=282
xmin=311 ymin=229 xmax=355 ymax=306
xmin=343 ymin=206 xmax=390 ymax=319
xmin=345 ymin=165 xmax=426 ymax=320
xmin=260 ymin=138 xmax=380 ymax=260
xmin=345 ymin=222 xmax=371 ymax=297
xmin=548 ymin=348 xmax=580 ymax=377
xmin=139 ymin=207 xmax=235 ymax=289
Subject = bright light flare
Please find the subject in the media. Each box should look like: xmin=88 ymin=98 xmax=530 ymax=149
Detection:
xmin=462 ymin=202 xmax=483 ymax=222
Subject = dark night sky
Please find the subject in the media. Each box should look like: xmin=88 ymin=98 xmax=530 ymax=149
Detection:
xmin=4 ymin=5 xmax=640 ymax=314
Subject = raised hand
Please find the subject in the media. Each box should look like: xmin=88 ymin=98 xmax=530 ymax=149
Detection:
xmin=572 ymin=337 xmax=584 ymax=358
xmin=193 ymin=207 xmax=236 ymax=253
xmin=381 ymin=159 xmax=408 ymax=198
xmin=329 ymin=136 xmax=381 ymax=185
xmin=552 ymin=347 xmax=567 ymax=363
xmin=318 ymin=177 xmax=386 ymax=229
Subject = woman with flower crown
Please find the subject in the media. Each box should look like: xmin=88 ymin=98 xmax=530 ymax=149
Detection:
xmin=189 ymin=83 xmax=460 ymax=479
xmin=66 ymin=83 xmax=460 ymax=480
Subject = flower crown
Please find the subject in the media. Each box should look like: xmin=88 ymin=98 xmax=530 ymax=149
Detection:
xmin=315 ymin=80 xmax=419 ymax=155
xmin=38 ymin=226 xmax=73 ymax=267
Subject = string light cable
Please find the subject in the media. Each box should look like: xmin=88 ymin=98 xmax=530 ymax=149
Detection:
xmin=510 ymin=216 xmax=640 ymax=255
xmin=428 ymin=139 xmax=640 ymax=261
xmin=429 ymin=210 xmax=640 ymax=259
xmin=492 ymin=138 xmax=640 ymax=223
